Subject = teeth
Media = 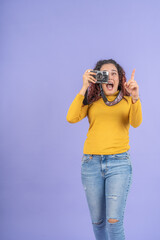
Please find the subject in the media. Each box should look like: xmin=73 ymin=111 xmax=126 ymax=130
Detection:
xmin=107 ymin=84 xmax=113 ymax=90
xmin=106 ymin=83 xmax=114 ymax=86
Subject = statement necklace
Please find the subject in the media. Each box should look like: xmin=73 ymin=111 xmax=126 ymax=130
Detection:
xmin=83 ymin=84 xmax=123 ymax=106
xmin=99 ymin=84 xmax=123 ymax=106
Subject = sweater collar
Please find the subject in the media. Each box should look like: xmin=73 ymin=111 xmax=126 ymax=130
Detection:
xmin=104 ymin=90 xmax=120 ymax=100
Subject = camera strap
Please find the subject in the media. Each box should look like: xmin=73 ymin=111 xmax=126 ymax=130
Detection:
xmin=83 ymin=84 xmax=123 ymax=106
xmin=99 ymin=84 xmax=123 ymax=106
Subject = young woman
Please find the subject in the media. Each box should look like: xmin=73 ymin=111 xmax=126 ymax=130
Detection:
xmin=66 ymin=59 xmax=142 ymax=240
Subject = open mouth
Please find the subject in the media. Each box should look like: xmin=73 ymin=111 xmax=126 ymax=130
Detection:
xmin=106 ymin=83 xmax=114 ymax=91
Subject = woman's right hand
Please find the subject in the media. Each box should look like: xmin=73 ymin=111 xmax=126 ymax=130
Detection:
xmin=82 ymin=69 xmax=97 ymax=89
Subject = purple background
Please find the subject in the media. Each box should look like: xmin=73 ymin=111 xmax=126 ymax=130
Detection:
xmin=0 ymin=0 xmax=159 ymax=239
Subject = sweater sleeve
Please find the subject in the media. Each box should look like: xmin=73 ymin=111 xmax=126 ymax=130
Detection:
xmin=129 ymin=98 xmax=143 ymax=128
xmin=66 ymin=93 xmax=89 ymax=123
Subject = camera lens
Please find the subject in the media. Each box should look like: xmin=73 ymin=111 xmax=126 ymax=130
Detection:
xmin=97 ymin=73 xmax=103 ymax=80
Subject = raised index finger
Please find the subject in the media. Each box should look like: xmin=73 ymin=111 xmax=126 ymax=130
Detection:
xmin=131 ymin=68 xmax=136 ymax=80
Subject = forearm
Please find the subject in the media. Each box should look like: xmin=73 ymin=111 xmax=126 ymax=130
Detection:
xmin=66 ymin=87 xmax=88 ymax=123
xmin=129 ymin=98 xmax=142 ymax=128
xmin=78 ymin=86 xmax=88 ymax=96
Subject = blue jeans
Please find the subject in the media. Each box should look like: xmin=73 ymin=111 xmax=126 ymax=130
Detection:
xmin=81 ymin=150 xmax=132 ymax=240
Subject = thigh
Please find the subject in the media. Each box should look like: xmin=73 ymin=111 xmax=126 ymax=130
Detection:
xmin=81 ymin=154 xmax=106 ymax=223
xmin=105 ymin=152 xmax=132 ymax=220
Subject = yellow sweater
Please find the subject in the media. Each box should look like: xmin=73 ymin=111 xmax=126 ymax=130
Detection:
xmin=66 ymin=90 xmax=142 ymax=155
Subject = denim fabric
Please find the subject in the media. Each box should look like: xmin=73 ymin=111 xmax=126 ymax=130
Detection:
xmin=81 ymin=150 xmax=132 ymax=240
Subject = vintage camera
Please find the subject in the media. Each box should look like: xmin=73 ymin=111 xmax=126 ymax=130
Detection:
xmin=88 ymin=70 xmax=109 ymax=83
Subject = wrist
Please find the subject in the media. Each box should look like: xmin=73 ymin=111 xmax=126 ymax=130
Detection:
xmin=79 ymin=86 xmax=88 ymax=96
xmin=132 ymin=96 xmax=139 ymax=103
xmin=82 ymin=85 xmax=88 ymax=90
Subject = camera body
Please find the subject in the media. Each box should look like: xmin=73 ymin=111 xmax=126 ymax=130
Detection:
xmin=88 ymin=70 xmax=109 ymax=83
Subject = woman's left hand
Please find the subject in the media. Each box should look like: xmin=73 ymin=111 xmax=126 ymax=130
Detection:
xmin=124 ymin=69 xmax=139 ymax=101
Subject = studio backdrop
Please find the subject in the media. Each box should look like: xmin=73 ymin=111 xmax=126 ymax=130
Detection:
xmin=0 ymin=0 xmax=159 ymax=239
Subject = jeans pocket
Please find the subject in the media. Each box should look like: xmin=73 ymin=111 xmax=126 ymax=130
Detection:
xmin=81 ymin=154 xmax=93 ymax=163
xmin=114 ymin=151 xmax=130 ymax=159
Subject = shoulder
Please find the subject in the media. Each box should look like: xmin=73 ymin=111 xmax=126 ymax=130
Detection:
xmin=123 ymin=95 xmax=132 ymax=104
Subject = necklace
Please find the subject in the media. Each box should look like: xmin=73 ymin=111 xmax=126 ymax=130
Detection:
xmin=100 ymin=84 xmax=123 ymax=106
xmin=83 ymin=84 xmax=123 ymax=106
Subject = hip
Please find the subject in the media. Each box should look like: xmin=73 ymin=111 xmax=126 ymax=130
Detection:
xmin=81 ymin=150 xmax=132 ymax=174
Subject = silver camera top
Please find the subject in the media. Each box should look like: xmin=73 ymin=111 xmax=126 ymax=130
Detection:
xmin=88 ymin=70 xmax=109 ymax=84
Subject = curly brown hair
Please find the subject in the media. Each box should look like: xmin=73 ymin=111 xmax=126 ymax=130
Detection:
xmin=85 ymin=59 xmax=130 ymax=105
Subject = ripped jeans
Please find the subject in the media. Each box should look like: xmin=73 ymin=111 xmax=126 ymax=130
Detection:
xmin=81 ymin=150 xmax=132 ymax=240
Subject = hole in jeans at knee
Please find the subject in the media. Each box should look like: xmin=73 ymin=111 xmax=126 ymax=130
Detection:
xmin=108 ymin=218 xmax=119 ymax=223
xmin=92 ymin=218 xmax=104 ymax=225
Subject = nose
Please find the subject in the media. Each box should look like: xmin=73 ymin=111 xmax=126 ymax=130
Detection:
xmin=108 ymin=73 xmax=113 ymax=80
